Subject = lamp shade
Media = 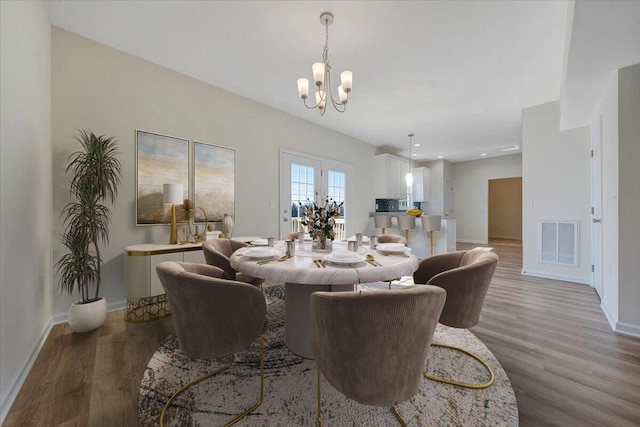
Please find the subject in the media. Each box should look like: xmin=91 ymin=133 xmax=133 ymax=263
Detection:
xmin=297 ymin=78 xmax=309 ymax=99
xmin=312 ymin=62 xmax=325 ymax=86
xmin=421 ymin=215 xmax=442 ymax=232
xmin=163 ymin=183 xmax=183 ymax=205
xmin=340 ymin=71 xmax=352 ymax=92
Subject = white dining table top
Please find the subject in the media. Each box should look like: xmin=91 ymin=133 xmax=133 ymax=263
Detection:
xmin=230 ymin=240 xmax=419 ymax=286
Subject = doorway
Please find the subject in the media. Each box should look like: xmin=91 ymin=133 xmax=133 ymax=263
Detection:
xmin=488 ymin=177 xmax=522 ymax=245
xmin=279 ymin=150 xmax=352 ymax=240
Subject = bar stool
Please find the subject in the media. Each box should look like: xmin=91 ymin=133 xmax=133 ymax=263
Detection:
xmin=421 ymin=215 xmax=442 ymax=256
xmin=396 ymin=215 xmax=416 ymax=246
xmin=373 ymin=215 xmax=392 ymax=235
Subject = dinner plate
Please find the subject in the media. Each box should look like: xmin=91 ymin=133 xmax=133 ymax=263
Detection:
xmin=376 ymin=243 xmax=412 ymax=254
xmin=324 ymin=253 xmax=365 ymax=265
xmin=244 ymin=247 xmax=282 ymax=259
xmin=250 ymin=239 xmax=269 ymax=246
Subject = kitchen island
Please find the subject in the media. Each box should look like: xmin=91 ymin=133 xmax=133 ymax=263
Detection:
xmin=367 ymin=213 xmax=456 ymax=259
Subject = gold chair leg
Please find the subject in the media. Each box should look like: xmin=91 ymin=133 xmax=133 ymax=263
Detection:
xmin=390 ymin=404 xmax=408 ymax=427
xmin=316 ymin=368 xmax=322 ymax=427
xmin=160 ymin=336 xmax=265 ymax=427
xmin=424 ymin=342 xmax=495 ymax=389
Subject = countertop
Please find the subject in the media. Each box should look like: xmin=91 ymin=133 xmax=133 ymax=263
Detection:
xmin=370 ymin=212 xmax=458 ymax=220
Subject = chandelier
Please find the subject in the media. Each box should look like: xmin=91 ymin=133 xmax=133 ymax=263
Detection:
xmin=296 ymin=12 xmax=353 ymax=115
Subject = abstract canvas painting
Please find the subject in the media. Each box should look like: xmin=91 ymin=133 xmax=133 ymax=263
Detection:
xmin=193 ymin=141 xmax=235 ymax=222
xmin=136 ymin=130 xmax=189 ymax=225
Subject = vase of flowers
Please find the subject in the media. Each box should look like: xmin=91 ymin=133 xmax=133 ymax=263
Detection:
xmin=300 ymin=198 xmax=344 ymax=252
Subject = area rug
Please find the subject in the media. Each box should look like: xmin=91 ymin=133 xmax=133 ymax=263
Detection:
xmin=139 ymin=285 xmax=518 ymax=426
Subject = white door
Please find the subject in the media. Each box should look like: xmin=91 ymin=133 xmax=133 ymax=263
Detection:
xmin=280 ymin=152 xmax=321 ymax=239
xmin=591 ymin=115 xmax=603 ymax=299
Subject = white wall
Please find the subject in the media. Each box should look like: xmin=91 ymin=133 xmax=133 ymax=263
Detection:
xmin=51 ymin=28 xmax=378 ymax=315
xmin=617 ymin=63 xmax=640 ymax=332
xmin=598 ymin=72 xmax=619 ymax=326
xmin=0 ymin=0 xmax=52 ymax=419
xmin=522 ymin=101 xmax=591 ymax=284
xmin=452 ymin=154 xmax=522 ymax=244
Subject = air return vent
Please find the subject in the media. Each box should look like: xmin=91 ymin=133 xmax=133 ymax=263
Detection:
xmin=539 ymin=221 xmax=578 ymax=266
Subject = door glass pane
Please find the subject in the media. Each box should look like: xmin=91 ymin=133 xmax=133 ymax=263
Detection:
xmin=328 ymin=170 xmax=346 ymax=240
xmin=291 ymin=163 xmax=315 ymax=221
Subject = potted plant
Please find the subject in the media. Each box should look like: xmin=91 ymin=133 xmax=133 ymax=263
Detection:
xmin=55 ymin=130 xmax=122 ymax=333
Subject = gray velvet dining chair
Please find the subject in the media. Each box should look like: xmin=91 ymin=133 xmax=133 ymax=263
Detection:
xmin=310 ymin=285 xmax=446 ymax=426
xmin=202 ymin=239 xmax=264 ymax=288
xmin=156 ymin=261 xmax=268 ymax=427
xmin=413 ymin=249 xmax=499 ymax=389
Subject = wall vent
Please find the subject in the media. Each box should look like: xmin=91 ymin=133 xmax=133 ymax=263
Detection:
xmin=539 ymin=220 xmax=578 ymax=266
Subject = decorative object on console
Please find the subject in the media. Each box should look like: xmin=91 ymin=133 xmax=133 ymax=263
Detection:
xmin=221 ymin=213 xmax=234 ymax=238
xmin=136 ymin=130 xmax=188 ymax=225
xmin=297 ymin=12 xmax=353 ymax=115
xmin=163 ymin=184 xmax=183 ymax=245
xmin=300 ymin=198 xmax=344 ymax=251
xmin=422 ymin=215 xmax=442 ymax=256
xmin=56 ymin=130 xmax=122 ymax=333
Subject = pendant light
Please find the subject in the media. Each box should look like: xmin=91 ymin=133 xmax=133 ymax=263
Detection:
xmin=405 ymin=134 xmax=414 ymax=186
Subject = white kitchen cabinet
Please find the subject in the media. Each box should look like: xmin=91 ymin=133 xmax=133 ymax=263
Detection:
xmin=373 ymin=154 xmax=409 ymax=199
xmin=412 ymin=167 xmax=431 ymax=202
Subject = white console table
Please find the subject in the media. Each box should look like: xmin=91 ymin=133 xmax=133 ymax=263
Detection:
xmin=124 ymin=242 xmax=205 ymax=322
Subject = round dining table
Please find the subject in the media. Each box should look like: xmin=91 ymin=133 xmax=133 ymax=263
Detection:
xmin=230 ymin=240 xmax=419 ymax=359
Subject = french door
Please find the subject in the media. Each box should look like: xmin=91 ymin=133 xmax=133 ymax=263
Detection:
xmin=280 ymin=150 xmax=351 ymax=240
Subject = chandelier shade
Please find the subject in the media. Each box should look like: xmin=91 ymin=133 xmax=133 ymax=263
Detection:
xmin=297 ymin=12 xmax=353 ymax=115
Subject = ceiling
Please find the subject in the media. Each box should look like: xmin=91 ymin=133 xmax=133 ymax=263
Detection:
xmin=44 ymin=1 xmax=639 ymax=163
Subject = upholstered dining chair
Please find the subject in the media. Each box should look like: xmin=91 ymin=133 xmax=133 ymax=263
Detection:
xmin=413 ymin=249 xmax=499 ymax=389
xmin=156 ymin=261 xmax=268 ymax=427
xmin=376 ymin=234 xmax=408 ymax=246
xmin=202 ymin=239 xmax=264 ymax=288
xmin=310 ymin=286 xmax=446 ymax=426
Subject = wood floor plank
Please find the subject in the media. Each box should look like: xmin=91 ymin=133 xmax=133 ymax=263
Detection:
xmin=4 ymin=242 xmax=640 ymax=426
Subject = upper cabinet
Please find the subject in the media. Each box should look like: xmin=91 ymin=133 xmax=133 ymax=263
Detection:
xmin=373 ymin=154 xmax=409 ymax=199
xmin=412 ymin=167 xmax=431 ymax=202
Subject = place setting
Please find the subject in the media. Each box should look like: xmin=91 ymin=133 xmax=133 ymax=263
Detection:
xmin=376 ymin=242 xmax=412 ymax=257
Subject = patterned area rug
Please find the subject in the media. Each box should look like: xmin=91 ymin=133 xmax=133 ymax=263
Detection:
xmin=139 ymin=285 xmax=518 ymax=426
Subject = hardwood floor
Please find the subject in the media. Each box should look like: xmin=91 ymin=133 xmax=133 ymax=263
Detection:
xmin=4 ymin=243 xmax=640 ymax=426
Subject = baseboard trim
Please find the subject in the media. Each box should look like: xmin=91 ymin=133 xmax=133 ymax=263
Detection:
xmin=1 ymin=299 xmax=128 ymax=424
xmin=520 ymin=269 xmax=590 ymax=285
xmin=457 ymin=239 xmax=487 ymax=244
xmin=600 ymin=301 xmax=617 ymax=332
xmin=615 ymin=321 xmax=640 ymax=339
xmin=52 ymin=299 xmax=127 ymax=325
xmin=0 ymin=318 xmax=53 ymax=424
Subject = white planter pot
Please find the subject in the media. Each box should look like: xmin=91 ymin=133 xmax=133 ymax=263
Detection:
xmin=68 ymin=297 xmax=107 ymax=333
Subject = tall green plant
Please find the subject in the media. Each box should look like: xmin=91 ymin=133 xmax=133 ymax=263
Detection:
xmin=55 ymin=130 xmax=122 ymax=303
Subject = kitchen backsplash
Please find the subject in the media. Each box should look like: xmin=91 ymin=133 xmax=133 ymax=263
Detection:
xmin=375 ymin=199 xmax=408 ymax=212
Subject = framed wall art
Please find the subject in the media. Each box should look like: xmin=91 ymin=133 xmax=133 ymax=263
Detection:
xmin=136 ymin=130 xmax=189 ymax=225
xmin=193 ymin=141 xmax=235 ymax=222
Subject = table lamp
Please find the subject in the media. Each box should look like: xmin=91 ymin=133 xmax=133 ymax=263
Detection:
xmin=421 ymin=215 xmax=442 ymax=256
xmin=163 ymin=183 xmax=183 ymax=244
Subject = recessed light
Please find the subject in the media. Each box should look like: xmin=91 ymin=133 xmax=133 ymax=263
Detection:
xmin=437 ymin=155 xmax=443 ymax=159
xmin=414 ymin=143 xmax=420 ymax=147
xmin=481 ymin=153 xmax=488 ymax=157
xmin=411 ymin=153 xmax=417 ymax=156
